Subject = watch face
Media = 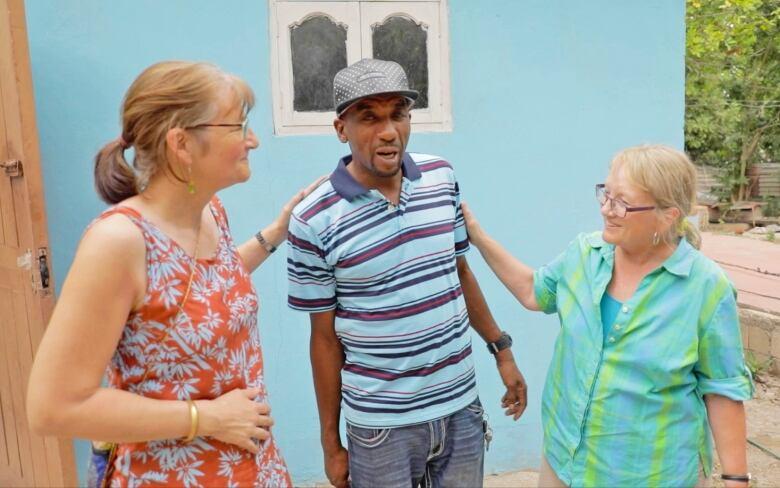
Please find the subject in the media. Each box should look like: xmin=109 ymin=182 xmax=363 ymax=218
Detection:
xmin=488 ymin=332 xmax=512 ymax=354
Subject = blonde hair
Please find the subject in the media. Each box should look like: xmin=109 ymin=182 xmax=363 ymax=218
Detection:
xmin=609 ymin=144 xmax=701 ymax=249
xmin=94 ymin=61 xmax=255 ymax=204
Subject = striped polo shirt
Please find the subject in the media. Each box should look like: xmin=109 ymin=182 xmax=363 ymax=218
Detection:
xmin=287 ymin=152 xmax=478 ymax=428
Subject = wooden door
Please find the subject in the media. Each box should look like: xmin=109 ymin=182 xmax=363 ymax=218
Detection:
xmin=0 ymin=0 xmax=76 ymax=485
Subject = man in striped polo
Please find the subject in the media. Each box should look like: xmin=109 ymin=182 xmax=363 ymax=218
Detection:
xmin=287 ymin=59 xmax=527 ymax=488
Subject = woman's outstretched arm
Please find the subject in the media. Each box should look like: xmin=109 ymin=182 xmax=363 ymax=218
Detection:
xmin=461 ymin=202 xmax=540 ymax=311
xmin=238 ymin=176 xmax=326 ymax=273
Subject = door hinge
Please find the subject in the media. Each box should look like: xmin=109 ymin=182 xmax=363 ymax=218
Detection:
xmin=1 ymin=159 xmax=23 ymax=177
xmin=35 ymin=247 xmax=51 ymax=294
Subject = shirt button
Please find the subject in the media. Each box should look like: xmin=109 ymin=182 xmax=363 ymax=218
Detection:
xmin=621 ymin=306 xmax=629 ymax=313
xmin=608 ymin=336 xmax=616 ymax=343
xmin=614 ymin=324 xmax=622 ymax=330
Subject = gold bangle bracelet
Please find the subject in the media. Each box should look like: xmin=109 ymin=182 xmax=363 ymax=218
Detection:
xmin=183 ymin=399 xmax=199 ymax=442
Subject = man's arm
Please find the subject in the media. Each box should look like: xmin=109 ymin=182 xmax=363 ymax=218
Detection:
xmin=457 ymin=255 xmax=528 ymax=420
xmin=310 ymin=310 xmax=349 ymax=488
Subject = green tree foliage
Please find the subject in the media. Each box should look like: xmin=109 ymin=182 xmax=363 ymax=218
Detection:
xmin=686 ymin=0 xmax=780 ymax=201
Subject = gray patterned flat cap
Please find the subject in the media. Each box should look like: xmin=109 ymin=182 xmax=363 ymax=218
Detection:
xmin=333 ymin=58 xmax=419 ymax=116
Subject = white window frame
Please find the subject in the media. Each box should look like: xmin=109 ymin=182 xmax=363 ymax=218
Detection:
xmin=269 ymin=0 xmax=452 ymax=136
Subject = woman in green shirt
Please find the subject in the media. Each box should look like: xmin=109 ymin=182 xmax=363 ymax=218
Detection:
xmin=463 ymin=144 xmax=753 ymax=487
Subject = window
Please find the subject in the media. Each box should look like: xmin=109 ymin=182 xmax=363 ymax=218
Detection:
xmin=269 ymin=0 xmax=451 ymax=135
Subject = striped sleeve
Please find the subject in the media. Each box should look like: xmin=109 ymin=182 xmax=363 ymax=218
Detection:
xmin=453 ymin=181 xmax=470 ymax=256
xmin=287 ymin=213 xmax=337 ymax=312
xmin=694 ymin=286 xmax=754 ymax=400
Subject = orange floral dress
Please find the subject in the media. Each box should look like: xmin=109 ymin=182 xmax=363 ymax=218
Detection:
xmin=97 ymin=198 xmax=291 ymax=487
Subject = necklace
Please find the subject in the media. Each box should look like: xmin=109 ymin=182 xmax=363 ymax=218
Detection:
xmin=178 ymin=214 xmax=202 ymax=308
xmin=99 ymin=214 xmax=204 ymax=485
xmin=141 ymin=212 xmax=202 ymax=382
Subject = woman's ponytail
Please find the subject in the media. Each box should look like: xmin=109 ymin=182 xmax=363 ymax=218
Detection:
xmin=680 ymin=218 xmax=702 ymax=250
xmin=94 ymin=138 xmax=137 ymax=204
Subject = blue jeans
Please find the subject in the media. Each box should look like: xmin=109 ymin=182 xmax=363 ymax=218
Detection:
xmin=346 ymin=398 xmax=487 ymax=488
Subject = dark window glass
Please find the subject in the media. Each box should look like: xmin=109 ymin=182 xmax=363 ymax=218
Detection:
xmin=291 ymin=15 xmax=348 ymax=112
xmin=372 ymin=16 xmax=429 ymax=109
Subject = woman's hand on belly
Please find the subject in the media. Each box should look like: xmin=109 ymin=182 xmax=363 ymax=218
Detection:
xmin=197 ymin=387 xmax=274 ymax=454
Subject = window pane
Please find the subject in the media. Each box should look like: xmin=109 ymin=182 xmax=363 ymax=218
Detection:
xmin=291 ymin=15 xmax=348 ymax=112
xmin=372 ymin=16 xmax=428 ymax=109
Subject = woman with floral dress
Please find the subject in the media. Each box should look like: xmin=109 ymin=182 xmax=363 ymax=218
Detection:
xmin=27 ymin=61 xmax=318 ymax=487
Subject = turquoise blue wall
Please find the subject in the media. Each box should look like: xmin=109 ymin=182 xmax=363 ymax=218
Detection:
xmin=25 ymin=1 xmax=684 ymax=484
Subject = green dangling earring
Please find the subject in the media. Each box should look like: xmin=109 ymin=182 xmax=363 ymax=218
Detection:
xmin=187 ymin=165 xmax=196 ymax=194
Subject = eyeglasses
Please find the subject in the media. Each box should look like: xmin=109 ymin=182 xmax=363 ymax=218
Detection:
xmin=595 ymin=184 xmax=656 ymax=218
xmin=186 ymin=118 xmax=249 ymax=139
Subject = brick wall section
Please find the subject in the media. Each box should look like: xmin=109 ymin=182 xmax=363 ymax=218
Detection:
xmin=740 ymin=308 xmax=780 ymax=375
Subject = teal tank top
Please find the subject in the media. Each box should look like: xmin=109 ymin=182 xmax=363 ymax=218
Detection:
xmin=601 ymin=292 xmax=622 ymax=343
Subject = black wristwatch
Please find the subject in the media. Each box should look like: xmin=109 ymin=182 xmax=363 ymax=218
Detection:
xmin=486 ymin=331 xmax=512 ymax=355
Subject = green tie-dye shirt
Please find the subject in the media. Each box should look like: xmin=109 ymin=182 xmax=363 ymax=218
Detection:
xmin=534 ymin=232 xmax=753 ymax=487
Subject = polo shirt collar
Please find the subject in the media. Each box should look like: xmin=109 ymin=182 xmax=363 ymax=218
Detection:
xmin=330 ymin=152 xmax=422 ymax=201
xmin=586 ymin=231 xmax=695 ymax=278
